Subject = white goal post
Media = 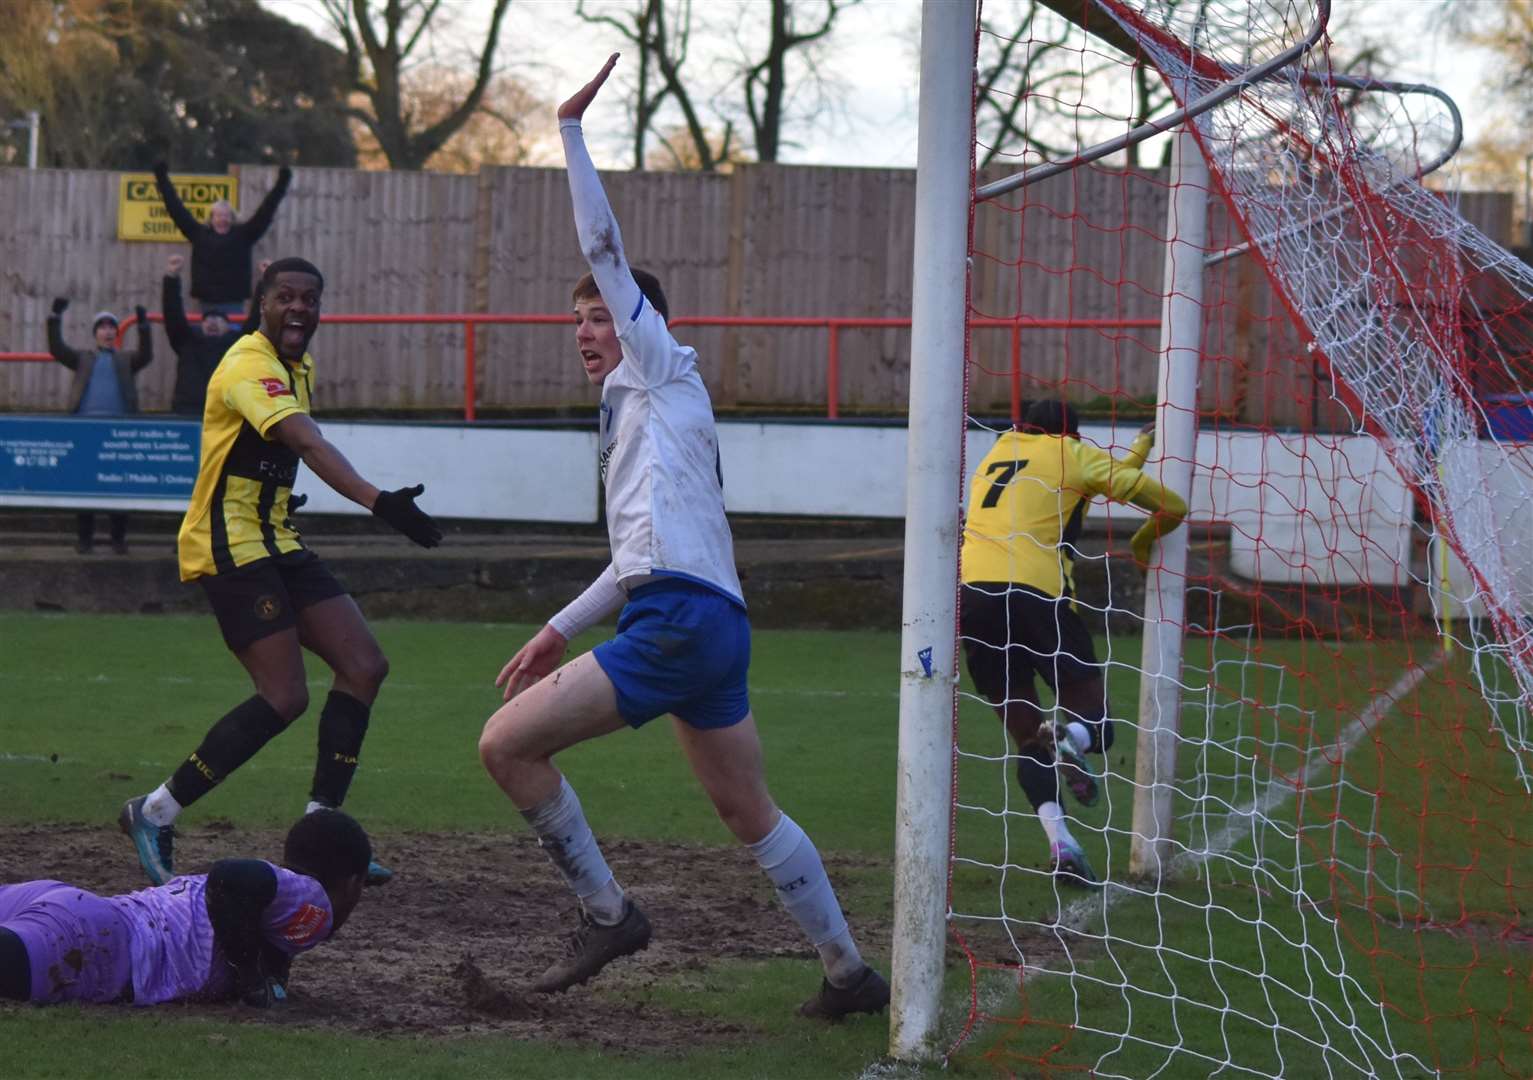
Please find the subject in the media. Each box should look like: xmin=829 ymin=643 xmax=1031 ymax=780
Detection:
xmin=888 ymin=0 xmax=977 ymax=1062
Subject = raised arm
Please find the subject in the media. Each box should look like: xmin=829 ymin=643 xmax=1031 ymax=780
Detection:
xmin=240 ymin=166 xmax=292 ymax=243
xmin=162 ymin=256 xmax=191 ymax=351
xmin=559 ymin=54 xmax=643 ymax=331
xmin=46 ymin=297 xmax=79 ymax=370
xmin=153 ymin=163 xmax=202 ymax=240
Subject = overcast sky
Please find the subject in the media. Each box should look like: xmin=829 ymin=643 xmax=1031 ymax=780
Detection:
xmin=265 ymin=0 xmax=1497 ymax=174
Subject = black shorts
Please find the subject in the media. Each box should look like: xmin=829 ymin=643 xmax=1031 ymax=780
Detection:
xmin=960 ymin=582 xmax=1102 ymax=705
xmin=198 ymin=550 xmax=349 ymax=653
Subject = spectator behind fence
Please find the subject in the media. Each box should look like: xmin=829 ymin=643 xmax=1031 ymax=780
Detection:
xmin=163 ymin=254 xmax=240 ymax=416
xmin=47 ymin=298 xmax=153 ymax=555
xmin=153 ymin=162 xmax=292 ymax=317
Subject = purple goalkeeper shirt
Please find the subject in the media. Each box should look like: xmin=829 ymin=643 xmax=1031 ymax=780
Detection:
xmin=108 ymin=862 xmax=333 ymax=1005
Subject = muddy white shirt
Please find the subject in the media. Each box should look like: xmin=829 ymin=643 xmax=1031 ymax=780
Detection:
xmin=558 ymin=118 xmax=744 ymax=619
xmin=598 ymin=298 xmax=743 ymax=606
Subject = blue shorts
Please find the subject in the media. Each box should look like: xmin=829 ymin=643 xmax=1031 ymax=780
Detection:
xmin=592 ymin=579 xmax=751 ymax=730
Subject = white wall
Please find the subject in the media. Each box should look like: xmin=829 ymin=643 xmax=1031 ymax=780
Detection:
xmin=1 ymin=416 xmax=1491 ymax=593
xmin=295 ymin=423 xmax=598 ymax=523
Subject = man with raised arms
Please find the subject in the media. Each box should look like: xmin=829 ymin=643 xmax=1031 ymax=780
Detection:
xmin=477 ymin=55 xmax=889 ymax=1021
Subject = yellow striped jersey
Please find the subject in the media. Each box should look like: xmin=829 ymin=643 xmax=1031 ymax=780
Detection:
xmin=961 ymin=431 xmax=1150 ymax=597
xmin=177 ymin=332 xmax=314 ymax=582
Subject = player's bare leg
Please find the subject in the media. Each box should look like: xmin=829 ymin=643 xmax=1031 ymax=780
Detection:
xmin=480 ymin=652 xmax=626 ymax=806
xmin=669 ymin=713 xmax=777 ymax=843
xmin=296 ymin=594 xmax=392 ymax=883
xmin=122 ymin=631 xmax=307 ymax=884
xmin=479 ymin=653 xmax=648 ymax=993
xmin=673 ymin=713 xmax=889 ymax=1020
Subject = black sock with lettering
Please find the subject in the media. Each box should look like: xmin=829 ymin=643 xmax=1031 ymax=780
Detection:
xmin=309 ymin=691 xmax=371 ymax=808
xmin=0 ymin=928 xmax=30 ymax=1001
xmin=168 ymin=696 xmax=290 ymax=807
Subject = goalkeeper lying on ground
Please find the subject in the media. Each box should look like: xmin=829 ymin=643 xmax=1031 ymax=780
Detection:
xmin=0 ymin=810 xmax=368 ymax=1007
xmin=960 ymin=400 xmax=1187 ymax=888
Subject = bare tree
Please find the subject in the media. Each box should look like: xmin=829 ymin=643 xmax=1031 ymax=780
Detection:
xmin=575 ymin=0 xmax=669 ymax=169
xmin=320 ymin=0 xmax=512 ymax=170
xmin=578 ymin=0 xmax=859 ymax=169
xmin=349 ymin=67 xmax=554 ymax=172
xmin=975 ymin=2 xmax=1090 ymax=169
xmin=575 ymin=0 xmax=733 ymax=171
xmin=743 ymin=0 xmax=858 ymax=163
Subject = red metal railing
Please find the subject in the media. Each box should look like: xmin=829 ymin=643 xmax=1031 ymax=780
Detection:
xmin=2 ymin=312 xmax=1161 ymax=422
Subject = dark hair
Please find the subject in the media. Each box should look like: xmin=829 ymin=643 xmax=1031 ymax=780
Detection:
xmin=572 ymin=267 xmax=670 ymax=324
xmin=241 ymin=257 xmax=325 ymax=335
xmin=283 ymin=809 xmax=371 ymax=889
xmin=262 ymin=257 xmax=325 ymax=291
xmin=1022 ymin=399 xmax=1080 ymax=437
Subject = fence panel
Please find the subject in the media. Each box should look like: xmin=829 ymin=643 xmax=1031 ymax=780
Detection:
xmin=0 ymin=162 xmax=1515 ymax=425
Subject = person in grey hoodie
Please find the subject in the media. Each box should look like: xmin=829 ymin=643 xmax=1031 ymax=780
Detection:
xmin=47 ymin=297 xmax=153 ymax=554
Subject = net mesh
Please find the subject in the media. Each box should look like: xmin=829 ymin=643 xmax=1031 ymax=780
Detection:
xmin=950 ymin=1 xmax=1533 ymax=1075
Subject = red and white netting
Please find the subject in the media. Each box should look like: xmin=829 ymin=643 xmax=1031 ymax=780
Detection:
xmin=950 ymin=1 xmax=1533 ymax=1075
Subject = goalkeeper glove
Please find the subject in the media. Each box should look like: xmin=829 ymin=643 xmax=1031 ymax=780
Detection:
xmin=51 ymin=297 xmax=68 ymax=316
xmin=282 ymin=492 xmax=307 ymax=532
xmin=231 ymin=961 xmax=287 ymax=1007
xmin=371 ymin=484 xmax=442 ymax=548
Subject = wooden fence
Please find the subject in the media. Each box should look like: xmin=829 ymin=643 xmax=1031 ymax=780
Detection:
xmin=0 ymin=162 xmax=1513 ymax=427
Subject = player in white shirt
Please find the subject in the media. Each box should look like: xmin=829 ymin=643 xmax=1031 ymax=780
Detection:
xmin=475 ymin=55 xmax=888 ymax=1021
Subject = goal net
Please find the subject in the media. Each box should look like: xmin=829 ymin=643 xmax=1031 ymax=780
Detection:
xmin=943 ymin=1 xmax=1533 ymax=1075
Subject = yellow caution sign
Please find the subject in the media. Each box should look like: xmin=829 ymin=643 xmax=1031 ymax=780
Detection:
xmin=118 ymin=173 xmax=240 ymax=242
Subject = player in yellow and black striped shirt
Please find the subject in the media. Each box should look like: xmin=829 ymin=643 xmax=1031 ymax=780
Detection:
xmin=119 ymin=258 xmax=444 ymax=890
xmin=960 ymin=400 xmax=1187 ymax=887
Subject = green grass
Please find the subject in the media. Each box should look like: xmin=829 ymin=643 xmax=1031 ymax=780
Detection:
xmin=1 ymin=612 xmax=1530 ymax=1078
xmin=951 ymin=635 xmax=1533 ymax=1077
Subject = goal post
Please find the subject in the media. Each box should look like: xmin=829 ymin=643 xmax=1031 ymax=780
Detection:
xmin=888 ymin=0 xmax=977 ymax=1062
xmin=1128 ymin=125 xmax=1206 ymax=881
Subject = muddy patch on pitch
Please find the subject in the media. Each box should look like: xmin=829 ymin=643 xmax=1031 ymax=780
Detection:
xmin=0 ymin=823 xmax=892 ymax=1050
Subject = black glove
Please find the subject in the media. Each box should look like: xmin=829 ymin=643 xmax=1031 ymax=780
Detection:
xmin=231 ymin=959 xmax=281 ymax=1008
xmin=277 ymin=165 xmax=293 ymax=184
xmin=282 ymin=492 xmax=307 ymax=531
xmin=153 ymin=160 xmax=169 ymax=177
xmin=371 ymin=484 xmax=442 ymax=548
xmin=134 ymin=305 xmax=148 ymax=325
xmin=51 ymin=297 xmax=68 ymax=316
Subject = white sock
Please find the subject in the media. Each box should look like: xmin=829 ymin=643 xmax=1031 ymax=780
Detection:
xmin=304 ymin=800 xmax=330 ymax=816
xmin=142 ymin=785 xmax=182 ymax=827
xmin=1038 ymin=801 xmax=1075 ymax=849
xmin=1065 ymin=722 xmax=1092 ymax=756
xmin=520 ymin=777 xmax=626 ymax=925
xmin=749 ymin=813 xmax=865 ymax=987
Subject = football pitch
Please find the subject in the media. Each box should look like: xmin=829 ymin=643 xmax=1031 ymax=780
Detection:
xmin=0 ymin=611 xmax=1527 ymax=1078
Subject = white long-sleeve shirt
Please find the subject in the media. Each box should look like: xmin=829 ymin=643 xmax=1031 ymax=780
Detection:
xmin=550 ymin=120 xmax=744 ymax=638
